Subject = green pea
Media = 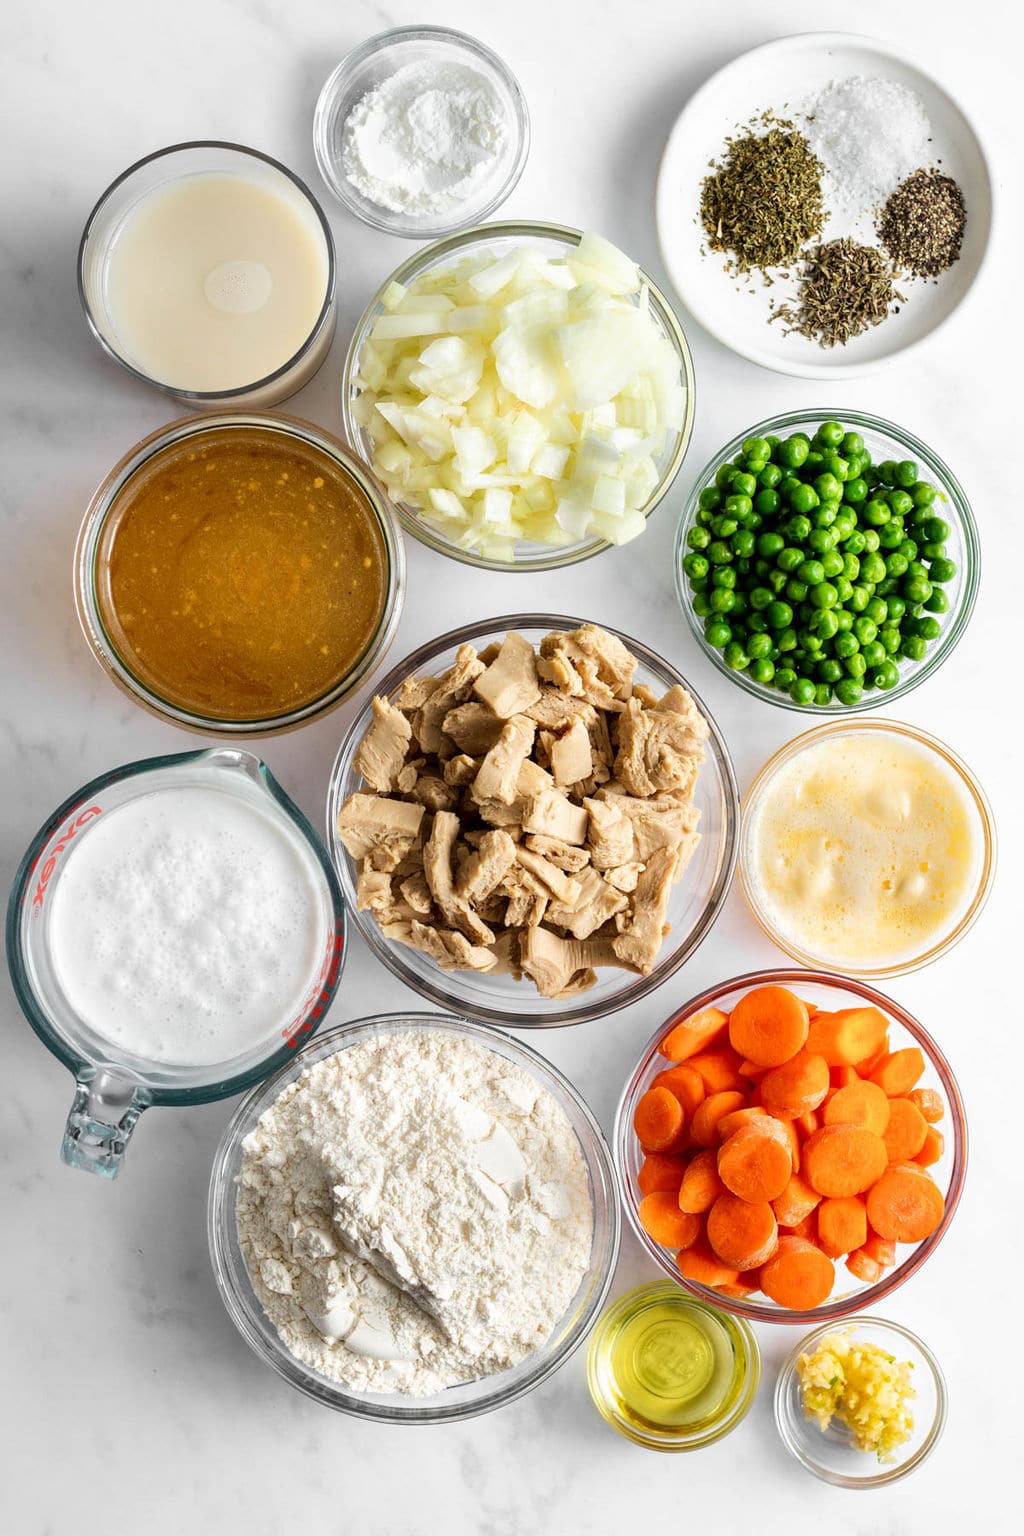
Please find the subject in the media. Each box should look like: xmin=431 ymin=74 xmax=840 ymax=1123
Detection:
xmin=777 ymin=627 xmax=798 ymax=652
xmin=843 ymin=477 xmax=868 ymax=505
xmin=711 ymin=515 xmax=738 ymax=538
xmin=809 ymin=581 xmax=838 ymax=609
xmin=705 ymin=620 xmax=731 ymax=649
xmin=876 ymin=459 xmax=898 ymax=485
xmin=860 ymin=552 xmax=886 ymax=585
xmin=844 ymin=652 xmax=868 ymax=678
xmin=840 ymin=431 xmax=863 ymax=456
xmin=920 ymin=541 xmax=946 ymax=562
xmin=784 ymin=578 xmax=808 ymax=604
xmin=732 ymin=529 xmax=756 ymax=558
xmin=708 ymin=540 xmax=733 ymax=564
xmin=863 ymin=498 xmax=891 ymax=527
xmin=912 ymin=482 xmax=936 ymax=506
xmin=724 ymin=640 xmax=751 ymax=671
xmin=735 ymin=557 xmax=753 ymax=576
xmin=749 ymin=586 xmax=773 ymax=611
xmin=844 ymin=529 xmax=867 ymax=557
xmin=813 ymin=504 xmax=838 ymax=529
xmin=730 ymin=473 xmax=755 ymax=499
xmin=768 ymin=568 xmax=788 ymax=594
xmin=896 ymin=459 xmax=918 ymax=487
xmin=879 ymin=626 xmax=901 ymax=654
xmin=683 ymin=552 xmax=709 ymax=581
xmin=899 ymin=538 xmax=919 ymax=562
xmin=886 ymin=596 xmax=906 ymax=623
xmin=743 ymin=437 xmax=771 ymax=461
xmin=692 ymin=593 xmax=712 ymax=617
xmin=784 ymin=514 xmax=813 ymax=542
xmin=805 ymin=450 xmax=824 ymax=470
xmin=754 ymin=489 xmax=779 ymax=516
xmin=758 ymin=463 xmax=783 ymax=489
xmin=777 ymin=547 xmax=804 ymax=573
xmin=765 ymin=600 xmax=793 ymax=629
xmin=790 ymin=677 xmax=817 ymax=705
xmin=853 ymin=616 xmax=877 ymax=645
xmin=779 ymin=473 xmax=802 ymax=498
xmin=714 ymin=465 xmax=735 ymax=490
xmin=711 ymin=566 xmax=737 ymax=589
xmin=924 ymin=588 xmax=950 ymax=613
xmin=821 ymin=550 xmax=845 ymax=579
xmin=902 ymin=634 xmax=927 ymax=661
xmin=687 ymin=526 xmax=711 ymax=551
xmin=877 ymin=523 xmax=904 ymax=550
xmin=865 ymin=597 xmax=888 ymax=625
xmin=798 ymin=628 xmax=824 ymax=654
xmin=744 ymin=459 xmax=767 ymax=476
xmin=835 ymin=678 xmax=863 ymax=706
xmin=757 ymin=531 xmax=785 ymax=558
xmin=709 ymin=588 xmax=736 ymax=613
xmin=816 ymin=420 xmax=845 ymax=449
xmin=903 ymin=576 xmax=933 ymax=605
xmin=848 ymin=585 xmax=870 ymax=612
xmin=833 ymin=512 xmax=857 ymax=540
xmin=815 ymin=473 xmax=842 ymax=502
xmin=747 ymin=611 xmax=769 ymax=634
xmin=863 ymin=529 xmax=881 ymax=552
xmin=808 ymin=527 xmax=837 ymax=554
xmin=874 ymin=660 xmax=899 ymax=690
xmin=817 ymin=658 xmax=843 ymax=684
xmin=723 ymin=494 xmax=752 ymax=518
xmin=796 ymin=558 xmax=824 ymax=586
xmin=810 ymin=608 xmax=840 ymax=640
xmin=834 ymin=632 xmax=859 ymax=660
xmin=923 ymin=517 xmax=950 ymax=543
xmin=698 ymin=486 xmax=722 ymax=511
xmin=862 ymin=640 xmax=886 ymax=669
xmin=834 ymin=608 xmax=854 ymax=632
xmin=885 ymin=553 xmax=909 ymax=578
xmin=750 ymin=658 xmax=775 ymax=685
xmin=913 ymin=616 xmax=941 ymax=640
xmin=810 ymin=683 xmax=830 ymax=706
xmin=789 ymin=482 xmax=819 ymax=514
xmin=823 ymin=453 xmax=849 ymax=482
xmin=777 ymin=436 xmax=810 ymax=469
xmin=876 ymin=576 xmax=897 ymax=596
xmin=775 ymin=666 xmax=798 ymax=692
xmin=842 ymin=553 xmax=861 ymax=581
xmin=748 ymin=631 xmax=773 ymax=659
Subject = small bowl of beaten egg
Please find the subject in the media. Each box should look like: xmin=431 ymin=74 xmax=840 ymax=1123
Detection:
xmin=74 ymin=414 xmax=405 ymax=735
xmin=740 ymin=718 xmax=995 ymax=978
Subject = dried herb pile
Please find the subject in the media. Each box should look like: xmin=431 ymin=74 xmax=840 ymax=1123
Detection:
xmin=877 ymin=168 xmax=966 ymax=277
xmin=700 ymin=124 xmax=826 ymax=272
xmin=770 ymin=239 xmax=899 ymax=348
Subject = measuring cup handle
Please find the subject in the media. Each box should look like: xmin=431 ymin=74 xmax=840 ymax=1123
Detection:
xmin=61 ymin=1069 xmax=149 ymax=1178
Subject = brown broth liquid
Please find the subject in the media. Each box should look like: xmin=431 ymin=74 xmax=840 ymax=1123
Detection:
xmin=95 ymin=427 xmax=388 ymax=721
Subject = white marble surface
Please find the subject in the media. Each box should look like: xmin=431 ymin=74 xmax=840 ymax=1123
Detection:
xmin=2 ymin=1 xmax=1020 ymax=1531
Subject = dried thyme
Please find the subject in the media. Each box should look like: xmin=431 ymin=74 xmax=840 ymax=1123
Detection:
xmin=877 ymin=168 xmax=966 ymax=277
xmin=700 ymin=125 xmax=826 ymax=272
xmin=770 ymin=239 xmax=898 ymax=347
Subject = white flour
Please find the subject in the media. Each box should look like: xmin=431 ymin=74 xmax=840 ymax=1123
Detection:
xmin=340 ymin=61 xmax=510 ymax=217
xmin=236 ymin=1029 xmax=593 ymax=1396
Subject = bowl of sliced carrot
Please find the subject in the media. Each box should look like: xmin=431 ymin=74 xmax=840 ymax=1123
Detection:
xmin=615 ymin=969 xmax=966 ymax=1323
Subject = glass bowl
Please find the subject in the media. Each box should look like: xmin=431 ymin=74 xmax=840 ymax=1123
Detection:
xmin=740 ymin=718 xmax=997 ymax=979
xmin=341 ymin=222 xmax=696 ymax=571
xmin=325 ymin=615 xmax=738 ymax=1026
xmin=314 ymin=26 xmax=530 ymax=238
xmin=774 ymin=1317 xmax=948 ymax=1486
xmin=673 ymin=408 xmax=979 ymax=712
xmin=73 ymin=412 xmax=406 ymax=736
xmin=207 ymin=1011 xmax=620 ymax=1423
xmin=78 ymin=142 xmax=337 ymax=409
xmin=586 ymin=1281 xmax=760 ymax=1451
xmin=615 ymin=969 xmax=967 ymax=1324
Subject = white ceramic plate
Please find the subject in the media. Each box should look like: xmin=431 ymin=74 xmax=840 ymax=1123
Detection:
xmin=656 ymin=32 xmax=993 ymax=378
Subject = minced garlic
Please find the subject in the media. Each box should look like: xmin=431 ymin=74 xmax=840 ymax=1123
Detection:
xmin=796 ymin=1330 xmax=915 ymax=1463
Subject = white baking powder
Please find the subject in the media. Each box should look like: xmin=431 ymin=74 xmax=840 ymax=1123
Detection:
xmin=236 ymin=1029 xmax=592 ymax=1397
xmin=340 ymin=61 xmax=511 ymax=218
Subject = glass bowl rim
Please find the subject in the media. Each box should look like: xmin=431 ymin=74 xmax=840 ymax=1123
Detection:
xmin=5 ymin=746 xmax=347 ymax=1106
xmin=72 ymin=410 xmax=406 ymax=736
xmin=773 ymin=1314 xmax=948 ymax=1486
xmin=77 ymin=139 xmax=338 ymax=403
xmin=341 ymin=219 xmax=697 ymax=571
xmin=672 ymin=406 xmax=980 ymax=714
xmin=614 ymin=966 xmax=968 ymax=1323
xmin=325 ymin=611 xmax=740 ymax=1027
xmin=739 ymin=715 xmax=998 ymax=979
xmin=585 ymin=1278 xmax=761 ymax=1450
xmin=313 ymin=25 xmax=531 ymax=237
xmin=206 ymin=1008 xmax=621 ymax=1423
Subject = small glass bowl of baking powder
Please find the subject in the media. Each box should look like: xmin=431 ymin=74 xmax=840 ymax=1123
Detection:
xmin=314 ymin=25 xmax=530 ymax=238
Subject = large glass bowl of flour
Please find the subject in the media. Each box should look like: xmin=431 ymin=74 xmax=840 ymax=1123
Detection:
xmin=208 ymin=1012 xmax=620 ymax=1422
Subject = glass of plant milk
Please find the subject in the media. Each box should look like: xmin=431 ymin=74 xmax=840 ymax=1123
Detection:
xmin=7 ymin=749 xmax=346 ymax=1177
xmin=78 ymin=143 xmax=337 ymax=409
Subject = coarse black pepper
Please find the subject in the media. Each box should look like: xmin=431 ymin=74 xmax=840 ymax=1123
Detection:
xmin=877 ymin=168 xmax=966 ymax=278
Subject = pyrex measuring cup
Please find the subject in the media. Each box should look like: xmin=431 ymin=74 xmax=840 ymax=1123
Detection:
xmin=6 ymin=748 xmax=346 ymax=1177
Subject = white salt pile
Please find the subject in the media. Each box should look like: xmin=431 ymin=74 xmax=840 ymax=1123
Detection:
xmin=804 ymin=77 xmax=933 ymax=218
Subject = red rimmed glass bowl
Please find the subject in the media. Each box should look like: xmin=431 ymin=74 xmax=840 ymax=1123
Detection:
xmin=614 ymin=968 xmax=966 ymax=1324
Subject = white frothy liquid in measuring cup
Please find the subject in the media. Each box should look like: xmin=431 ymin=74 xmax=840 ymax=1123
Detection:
xmin=47 ymin=786 xmax=329 ymax=1068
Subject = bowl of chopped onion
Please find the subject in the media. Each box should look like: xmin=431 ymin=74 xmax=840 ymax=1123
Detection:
xmin=341 ymin=222 xmax=695 ymax=569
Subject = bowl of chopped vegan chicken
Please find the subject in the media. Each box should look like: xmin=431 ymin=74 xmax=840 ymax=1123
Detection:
xmin=327 ymin=616 xmax=739 ymax=1026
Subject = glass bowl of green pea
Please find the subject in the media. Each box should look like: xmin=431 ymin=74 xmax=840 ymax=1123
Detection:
xmin=673 ymin=410 xmax=979 ymax=712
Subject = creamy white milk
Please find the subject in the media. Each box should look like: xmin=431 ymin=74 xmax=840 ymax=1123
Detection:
xmin=104 ymin=173 xmax=329 ymax=391
xmin=48 ymin=786 xmax=328 ymax=1066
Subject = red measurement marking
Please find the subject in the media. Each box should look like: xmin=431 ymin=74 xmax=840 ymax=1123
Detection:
xmin=31 ymin=807 xmax=102 ymax=911
xmin=283 ymin=919 xmax=344 ymax=1049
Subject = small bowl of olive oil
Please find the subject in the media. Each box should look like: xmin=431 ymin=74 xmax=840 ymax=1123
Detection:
xmin=587 ymin=1282 xmax=760 ymax=1451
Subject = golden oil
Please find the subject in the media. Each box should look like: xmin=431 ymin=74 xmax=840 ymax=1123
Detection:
xmin=587 ymin=1283 xmax=759 ymax=1450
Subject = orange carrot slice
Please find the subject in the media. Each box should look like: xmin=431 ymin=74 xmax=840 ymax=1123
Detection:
xmin=678 ymin=1149 xmax=725 ymax=1214
xmin=652 ymin=1064 xmax=706 ymax=1119
xmin=882 ymin=1098 xmax=929 ymax=1162
xmin=805 ymin=1007 xmax=889 ymax=1067
xmin=870 ymin=1047 xmax=926 ymax=1097
xmin=802 ymin=1124 xmax=888 ymax=1198
xmin=760 ymin=1050 xmax=830 ymax=1115
xmin=816 ymin=1196 xmax=868 ymax=1258
xmin=659 ymin=1006 xmax=730 ymax=1061
xmin=824 ymin=1078 xmax=891 ymax=1136
xmin=637 ymin=1153 xmax=687 ymax=1196
xmin=760 ymin=1236 xmax=834 ymax=1309
xmin=846 ymin=1248 xmax=883 ymax=1284
xmin=862 ymin=1233 xmax=896 ymax=1267
xmin=728 ymin=985 xmax=809 ymax=1067
xmin=675 ymin=1242 xmax=740 ymax=1290
xmin=718 ymin=1123 xmax=792 ymax=1203
xmin=688 ymin=1046 xmax=746 ymax=1094
xmin=772 ymin=1174 xmax=821 ymax=1228
xmin=690 ymin=1090 xmax=746 ymax=1147
xmin=638 ymin=1192 xmax=702 ymax=1249
xmin=909 ymin=1087 xmax=945 ymax=1124
xmin=866 ymin=1164 xmax=945 ymax=1243
xmin=707 ymin=1193 xmax=779 ymax=1271
xmin=717 ymin=1107 xmax=768 ymax=1141
xmin=915 ymin=1125 xmax=944 ymax=1167
xmin=633 ymin=1086 xmax=685 ymax=1152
